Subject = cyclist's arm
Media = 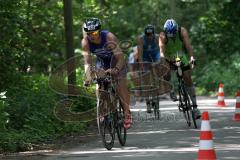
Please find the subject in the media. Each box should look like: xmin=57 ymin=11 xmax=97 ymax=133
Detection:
xmin=155 ymin=34 xmax=160 ymax=46
xmin=159 ymin=31 xmax=167 ymax=58
xmin=106 ymin=32 xmax=125 ymax=71
xmin=155 ymin=34 xmax=161 ymax=61
xmin=81 ymin=37 xmax=92 ymax=79
xmin=181 ymin=27 xmax=194 ymax=58
xmin=137 ymin=37 xmax=143 ymax=62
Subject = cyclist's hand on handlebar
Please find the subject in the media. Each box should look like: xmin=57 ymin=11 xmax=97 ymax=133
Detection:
xmin=189 ymin=56 xmax=196 ymax=69
xmin=105 ymin=67 xmax=119 ymax=75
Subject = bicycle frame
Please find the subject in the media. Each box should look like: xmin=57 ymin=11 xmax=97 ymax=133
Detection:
xmin=91 ymin=67 xmax=127 ymax=150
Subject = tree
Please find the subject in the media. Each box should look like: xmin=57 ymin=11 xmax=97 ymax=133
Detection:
xmin=63 ymin=0 xmax=76 ymax=92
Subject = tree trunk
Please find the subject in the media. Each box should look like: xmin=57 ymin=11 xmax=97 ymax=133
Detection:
xmin=63 ymin=0 xmax=76 ymax=94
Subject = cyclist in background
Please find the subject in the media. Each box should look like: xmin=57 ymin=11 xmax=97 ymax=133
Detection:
xmin=137 ymin=24 xmax=160 ymax=63
xmin=137 ymin=24 xmax=160 ymax=113
xmin=81 ymin=18 xmax=132 ymax=129
xmin=128 ymin=46 xmax=138 ymax=64
xmin=159 ymin=18 xmax=201 ymax=119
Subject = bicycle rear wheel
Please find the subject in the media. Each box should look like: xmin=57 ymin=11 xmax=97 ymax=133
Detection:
xmin=153 ymin=97 xmax=160 ymax=120
xmin=116 ymin=100 xmax=127 ymax=146
xmin=97 ymin=99 xmax=115 ymax=150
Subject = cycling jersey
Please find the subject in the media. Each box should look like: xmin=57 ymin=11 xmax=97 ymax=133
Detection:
xmin=142 ymin=34 xmax=160 ymax=62
xmin=88 ymin=30 xmax=114 ymax=69
xmin=88 ymin=30 xmax=127 ymax=78
xmin=165 ymin=29 xmax=188 ymax=64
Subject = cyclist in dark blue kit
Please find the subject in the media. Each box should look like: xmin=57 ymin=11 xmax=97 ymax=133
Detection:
xmin=137 ymin=24 xmax=160 ymax=113
xmin=81 ymin=18 xmax=132 ymax=129
xmin=137 ymin=24 xmax=160 ymax=62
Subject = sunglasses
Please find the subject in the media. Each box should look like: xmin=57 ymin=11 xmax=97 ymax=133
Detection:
xmin=87 ymin=30 xmax=99 ymax=36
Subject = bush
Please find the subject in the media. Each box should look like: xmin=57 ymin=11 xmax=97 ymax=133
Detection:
xmin=194 ymin=53 xmax=240 ymax=97
xmin=0 ymin=74 xmax=95 ymax=153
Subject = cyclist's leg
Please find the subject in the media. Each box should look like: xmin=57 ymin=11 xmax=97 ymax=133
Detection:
xmin=116 ymin=77 xmax=132 ymax=129
xmin=116 ymin=78 xmax=130 ymax=113
xmin=96 ymin=84 xmax=109 ymax=117
xmin=170 ymin=67 xmax=178 ymax=98
xmin=143 ymin=53 xmax=158 ymax=113
xmin=146 ymin=99 xmax=152 ymax=113
xmin=152 ymin=51 xmax=160 ymax=62
xmin=142 ymin=56 xmax=152 ymax=111
xmin=183 ymin=70 xmax=196 ymax=105
xmin=165 ymin=66 xmax=178 ymax=101
xmin=183 ymin=70 xmax=201 ymax=118
xmin=181 ymin=55 xmax=197 ymax=106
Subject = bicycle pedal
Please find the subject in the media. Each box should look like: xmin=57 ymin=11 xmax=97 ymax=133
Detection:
xmin=178 ymin=107 xmax=183 ymax=112
xmin=178 ymin=105 xmax=183 ymax=111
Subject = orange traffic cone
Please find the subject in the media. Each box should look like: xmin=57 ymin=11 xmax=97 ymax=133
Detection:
xmin=197 ymin=111 xmax=217 ymax=160
xmin=233 ymin=90 xmax=240 ymax=121
xmin=217 ymin=83 xmax=226 ymax=107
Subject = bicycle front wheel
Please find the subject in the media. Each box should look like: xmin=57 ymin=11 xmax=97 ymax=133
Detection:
xmin=97 ymin=98 xmax=115 ymax=150
xmin=116 ymin=100 xmax=127 ymax=146
xmin=179 ymin=87 xmax=191 ymax=127
xmin=181 ymin=87 xmax=198 ymax=129
xmin=190 ymin=106 xmax=198 ymax=129
xmin=153 ymin=97 xmax=160 ymax=120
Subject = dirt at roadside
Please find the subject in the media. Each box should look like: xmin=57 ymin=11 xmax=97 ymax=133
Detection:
xmin=0 ymin=120 xmax=99 ymax=157
xmin=36 ymin=120 xmax=98 ymax=151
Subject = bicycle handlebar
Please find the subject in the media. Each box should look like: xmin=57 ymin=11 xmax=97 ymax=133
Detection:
xmin=91 ymin=67 xmax=113 ymax=84
xmin=165 ymin=58 xmax=192 ymax=72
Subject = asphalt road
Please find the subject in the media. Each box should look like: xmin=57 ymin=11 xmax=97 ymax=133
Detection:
xmin=2 ymin=97 xmax=240 ymax=160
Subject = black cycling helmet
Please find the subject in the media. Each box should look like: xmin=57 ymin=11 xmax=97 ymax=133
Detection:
xmin=144 ymin=24 xmax=155 ymax=35
xmin=83 ymin=18 xmax=101 ymax=32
